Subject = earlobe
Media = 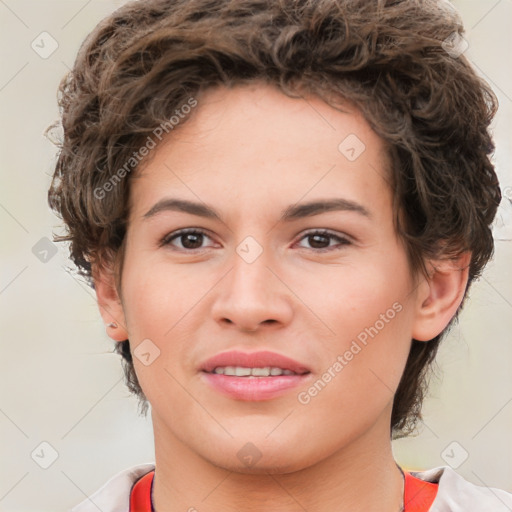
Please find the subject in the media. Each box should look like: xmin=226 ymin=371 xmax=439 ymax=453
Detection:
xmin=92 ymin=264 xmax=129 ymax=342
xmin=411 ymin=252 xmax=471 ymax=342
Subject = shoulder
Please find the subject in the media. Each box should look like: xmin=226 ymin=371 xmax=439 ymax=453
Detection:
xmin=411 ymin=466 xmax=512 ymax=511
xmin=70 ymin=462 xmax=155 ymax=512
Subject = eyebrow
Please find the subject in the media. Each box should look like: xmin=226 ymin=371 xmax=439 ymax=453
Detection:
xmin=142 ymin=197 xmax=371 ymax=222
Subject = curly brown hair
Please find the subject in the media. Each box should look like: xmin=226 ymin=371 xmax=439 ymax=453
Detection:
xmin=47 ymin=0 xmax=500 ymax=438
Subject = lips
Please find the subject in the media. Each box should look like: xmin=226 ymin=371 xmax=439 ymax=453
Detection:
xmin=199 ymin=350 xmax=312 ymax=401
xmin=199 ymin=350 xmax=313 ymax=402
xmin=200 ymin=350 xmax=311 ymax=375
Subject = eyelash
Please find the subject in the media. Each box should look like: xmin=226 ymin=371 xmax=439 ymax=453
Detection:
xmin=160 ymin=228 xmax=352 ymax=253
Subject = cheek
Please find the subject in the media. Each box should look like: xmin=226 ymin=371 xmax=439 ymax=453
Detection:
xmin=121 ymin=250 xmax=195 ymax=335
xmin=295 ymin=246 xmax=412 ymax=344
xmin=119 ymin=251 xmax=213 ymax=394
xmin=295 ymin=307 xmax=412 ymax=445
xmin=294 ymin=250 xmax=414 ymax=403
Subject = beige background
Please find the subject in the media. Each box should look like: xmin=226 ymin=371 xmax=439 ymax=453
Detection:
xmin=0 ymin=1 xmax=511 ymax=510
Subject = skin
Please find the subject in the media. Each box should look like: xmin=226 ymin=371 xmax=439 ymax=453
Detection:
xmin=95 ymin=82 xmax=470 ymax=511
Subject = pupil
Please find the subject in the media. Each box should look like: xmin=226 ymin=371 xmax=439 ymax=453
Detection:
xmin=183 ymin=233 xmax=203 ymax=249
xmin=310 ymin=234 xmax=328 ymax=248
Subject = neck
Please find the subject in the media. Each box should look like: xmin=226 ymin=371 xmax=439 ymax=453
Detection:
xmin=151 ymin=410 xmax=404 ymax=512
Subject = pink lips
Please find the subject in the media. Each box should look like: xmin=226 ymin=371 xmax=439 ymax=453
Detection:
xmin=199 ymin=350 xmax=312 ymax=401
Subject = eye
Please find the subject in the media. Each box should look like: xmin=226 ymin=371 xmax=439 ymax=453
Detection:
xmin=295 ymin=230 xmax=352 ymax=252
xmin=160 ymin=228 xmax=215 ymax=251
xmin=160 ymin=228 xmax=352 ymax=253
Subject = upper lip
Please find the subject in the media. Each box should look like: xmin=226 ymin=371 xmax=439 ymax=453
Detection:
xmin=200 ymin=350 xmax=311 ymax=374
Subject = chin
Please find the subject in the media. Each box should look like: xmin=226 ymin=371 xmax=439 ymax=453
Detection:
xmin=201 ymin=438 xmax=321 ymax=475
xmin=212 ymin=455 xmax=314 ymax=475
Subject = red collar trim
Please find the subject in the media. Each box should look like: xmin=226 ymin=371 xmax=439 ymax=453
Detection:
xmin=129 ymin=469 xmax=154 ymax=512
xmin=404 ymin=471 xmax=438 ymax=511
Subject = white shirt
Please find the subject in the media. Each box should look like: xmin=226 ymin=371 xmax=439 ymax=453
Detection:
xmin=70 ymin=463 xmax=512 ymax=511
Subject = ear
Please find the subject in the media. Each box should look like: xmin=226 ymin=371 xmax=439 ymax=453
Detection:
xmin=411 ymin=252 xmax=471 ymax=342
xmin=92 ymin=262 xmax=129 ymax=342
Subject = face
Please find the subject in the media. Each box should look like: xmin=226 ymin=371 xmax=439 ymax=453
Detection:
xmin=109 ymin=82 xmax=426 ymax=472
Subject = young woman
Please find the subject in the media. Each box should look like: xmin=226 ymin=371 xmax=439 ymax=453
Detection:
xmin=48 ymin=0 xmax=512 ymax=510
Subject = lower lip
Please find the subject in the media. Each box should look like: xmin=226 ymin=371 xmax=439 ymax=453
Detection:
xmin=201 ymin=372 xmax=310 ymax=401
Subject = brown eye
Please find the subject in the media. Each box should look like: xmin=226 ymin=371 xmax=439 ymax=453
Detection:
xmin=161 ymin=229 xmax=213 ymax=250
xmin=179 ymin=232 xmax=204 ymax=249
xmin=296 ymin=230 xmax=351 ymax=252
xmin=308 ymin=233 xmax=331 ymax=249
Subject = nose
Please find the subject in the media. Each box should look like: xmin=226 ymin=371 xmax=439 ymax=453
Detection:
xmin=211 ymin=243 xmax=293 ymax=333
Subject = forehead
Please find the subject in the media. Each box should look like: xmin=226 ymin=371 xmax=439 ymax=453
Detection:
xmin=129 ymin=82 xmax=392 ymax=221
xmin=169 ymin=82 xmax=387 ymax=158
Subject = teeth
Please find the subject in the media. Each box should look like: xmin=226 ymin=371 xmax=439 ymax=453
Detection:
xmin=212 ymin=366 xmax=296 ymax=377
xmin=252 ymin=367 xmax=270 ymax=377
